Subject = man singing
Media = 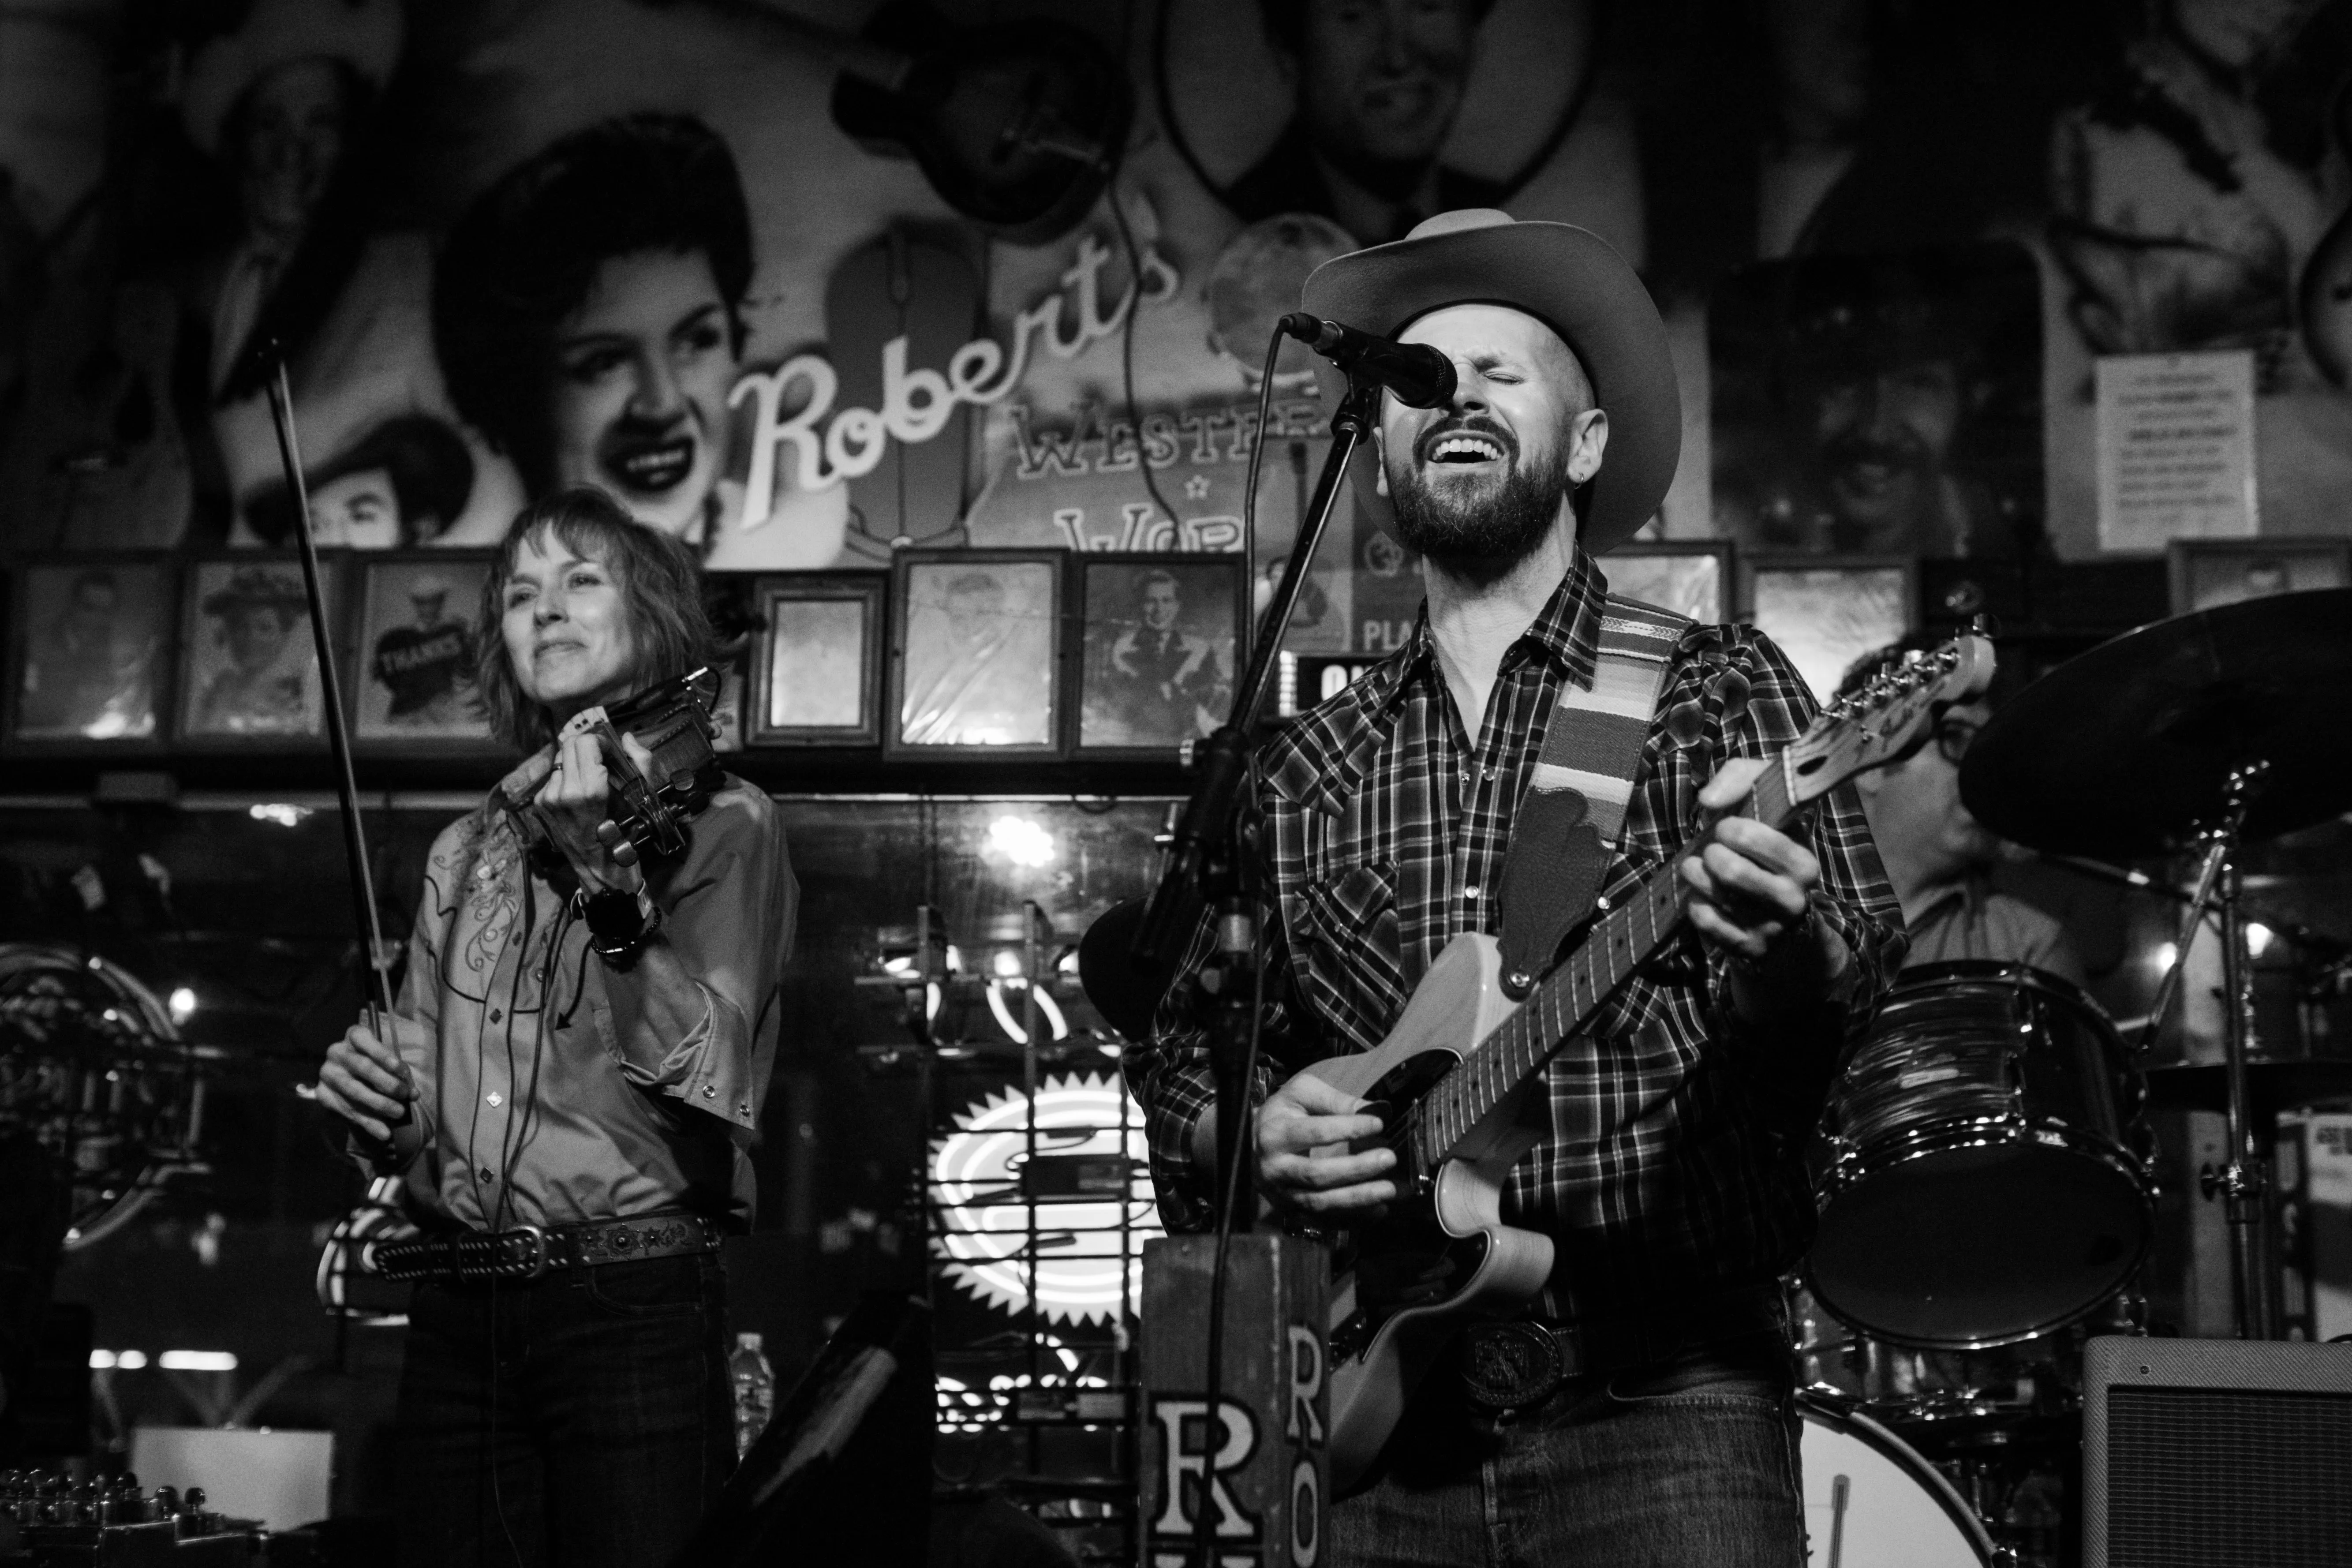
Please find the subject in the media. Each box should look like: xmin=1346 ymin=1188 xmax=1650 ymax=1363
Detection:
xmin=1129 ymin=211 xmax=1904 ymax=1564
xmin=312 ymin=487 xmax=796 ymax=1567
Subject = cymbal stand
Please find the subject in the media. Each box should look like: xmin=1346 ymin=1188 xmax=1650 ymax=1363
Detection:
xmin=2138 ymin=761 xmax=2275 ymax=1338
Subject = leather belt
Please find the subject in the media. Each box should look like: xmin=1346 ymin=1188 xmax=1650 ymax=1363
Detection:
xmin=371 ymin=1213 xmax=723 ymax=1284
xmin=1460 ymin=1287 xmax=1784 ymax=1412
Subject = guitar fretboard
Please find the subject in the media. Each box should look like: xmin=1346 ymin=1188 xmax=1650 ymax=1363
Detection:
xmin=1417 ymin=750 xmax=1803 ymax=1164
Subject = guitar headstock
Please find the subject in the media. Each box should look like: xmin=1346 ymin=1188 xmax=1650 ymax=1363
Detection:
xmin=1784 ymin=635 xmax=1996 ymax=804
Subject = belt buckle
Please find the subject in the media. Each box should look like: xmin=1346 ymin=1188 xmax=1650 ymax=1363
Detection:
xmin=512 ymin=1224 xmax=550 ymax=1280
xmin=1463 ymin=1321 xmax=1567 ymax=1411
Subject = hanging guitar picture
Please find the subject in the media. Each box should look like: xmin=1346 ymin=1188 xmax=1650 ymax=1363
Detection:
xmin=636 ymin=0 xmax=1132 ymax=243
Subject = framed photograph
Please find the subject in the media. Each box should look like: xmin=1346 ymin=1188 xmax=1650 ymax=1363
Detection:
xmin=1604 ymin=540 xmax=1734 ymax=624
xmin=887 ymin=550 xmax=1066 ymax=757
xmin=1072 ymin=554 xmax=1243 ymax=757
xmin=1742 ymin=554 xmax=1915 ymax=704
xmin=351 ymin=553 xmax=494 ymax=747
xmin=177 ymin=556 xmax=341 ymax=746
xmin=750 ymin=573 xmax=885 ymax=746
xmin=7 ymin=557 xmax=174 ymax=748
xmin=2168 ymin=537 xmax=2352 ymax=616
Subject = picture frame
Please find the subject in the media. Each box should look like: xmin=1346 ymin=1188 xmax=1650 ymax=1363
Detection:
xmin=1069 ymin=553 xmax=1244 ymax=758
xmin=5 ymin=555 xmax=175 ymax=751
xmin=349 ymin=552 xmax=497 ymax=749
xmin=1741 ymin=554 xmax=1916 ymax=704
xmin=1603 ymin=539 xmax=1735 ymax=624
xmin=2167 ymin=537 xmax=2352 ymax=616
xmin=176 ymin=554 xmax=344 ymax=748
xmin=886 ymin=549 xmax=1067 ymax=759
xmin=749 ymin=573 xmax=886 ymax=747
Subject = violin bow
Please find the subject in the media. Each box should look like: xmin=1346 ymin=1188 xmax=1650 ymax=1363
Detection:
xmin=261 ymin=355 xmax=396 ymax=1055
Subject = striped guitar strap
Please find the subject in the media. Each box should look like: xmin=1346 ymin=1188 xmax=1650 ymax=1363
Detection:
xmin=1494 ymin=592 xmax=1691 ymax=993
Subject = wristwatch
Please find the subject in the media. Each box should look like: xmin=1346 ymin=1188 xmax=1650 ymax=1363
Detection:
xmin=582 ymin=884 xmax=661 ymax=965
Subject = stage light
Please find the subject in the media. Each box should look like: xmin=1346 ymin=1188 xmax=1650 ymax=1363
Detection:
xmin=90 ymin=1350 xmax=116 ymax=1370
xmin=114 ymin=1350 xmax=149 ymax=1370
xmin=984 ymin=814 xmax=1057 ymax=868
xmin=991 ymin=949 xmax=1024 ymax=979
xmin=248 ymin=803 xmax=311 ymax=828
xmin=158 ymin=1350 xmax=238 ymax=1372
xmin=2247 ymin=922 xmax=2275 ymax=958
xmin=168 ymin=987 xmax=197 ymax=1023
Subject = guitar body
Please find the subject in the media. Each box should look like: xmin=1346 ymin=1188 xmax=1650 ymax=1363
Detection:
xmin=1302 ymin=932 xmax=1558 ymax=1494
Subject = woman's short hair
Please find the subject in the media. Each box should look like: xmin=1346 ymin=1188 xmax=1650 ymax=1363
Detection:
xmin=475 ymin=487 xmax=717 ymax=752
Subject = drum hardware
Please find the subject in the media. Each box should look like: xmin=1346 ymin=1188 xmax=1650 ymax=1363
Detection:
xmin=1962 ymin=588 xmax=2352 ymax=1341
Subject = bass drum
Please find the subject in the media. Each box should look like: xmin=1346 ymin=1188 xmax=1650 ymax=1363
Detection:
xmin=1810 ymin=962 xmax=2151 ymax=1348
xmin=1799 ymin=1394 xmax=1993 ymax=1567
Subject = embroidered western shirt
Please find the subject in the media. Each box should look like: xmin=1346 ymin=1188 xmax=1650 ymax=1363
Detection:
xmin=1127 ymin=550 xmax=1907 ymax=1321
xmin=367 ymin=776 xmax=796 ymax=1232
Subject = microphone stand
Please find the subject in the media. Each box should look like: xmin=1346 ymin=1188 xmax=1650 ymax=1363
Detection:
xmin=1131 ymin=373 xmax=1376 ymax=1568
xmin=260 ymin=354 xmax=396 ymax=1050
xmin=1130 ymin=373 xmax=1377 ymax=1227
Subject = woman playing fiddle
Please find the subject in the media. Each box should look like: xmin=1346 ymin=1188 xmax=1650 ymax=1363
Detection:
xmin=312 ymin=486 xmax=796 ymax=1568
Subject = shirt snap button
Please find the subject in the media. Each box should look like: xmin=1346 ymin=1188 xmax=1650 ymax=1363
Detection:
xmin=701 ymin=1085 xmax=716 ymax=1099
xmin=487 ymin=1092 xmax=503 ymax=1108
xmin=489 ymin=1008 xmax=502 ymax=1023
xmin=1465 ymin=885 xmax=1482 ymax=900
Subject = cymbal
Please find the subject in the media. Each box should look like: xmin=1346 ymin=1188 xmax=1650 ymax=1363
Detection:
xmin=1962 ymin=589 xmax=2352 ymax=860
xmin=2143 ymin=1059 xmax=2352 ymax=1119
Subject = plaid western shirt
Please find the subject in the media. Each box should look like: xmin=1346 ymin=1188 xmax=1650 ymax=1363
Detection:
xmin=1127 ymin=549 xmax=1906 ymax=1322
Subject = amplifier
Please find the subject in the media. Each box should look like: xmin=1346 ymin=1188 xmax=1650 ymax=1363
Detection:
xmin=2083 ymin=1336 xmax=2352 ymax=1567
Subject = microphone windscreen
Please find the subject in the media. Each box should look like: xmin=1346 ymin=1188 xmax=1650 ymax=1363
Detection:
xmin=1079 ymin=897 xmax=1171 ymax=1041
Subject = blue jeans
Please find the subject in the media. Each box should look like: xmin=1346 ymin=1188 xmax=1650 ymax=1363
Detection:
xmin=393 ymin=1252 xmax=733 ymax=1568
xmin=1330 ymin=1333 xmax=1806 ymax=1568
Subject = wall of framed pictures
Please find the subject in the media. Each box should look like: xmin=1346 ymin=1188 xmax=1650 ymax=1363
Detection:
xmin=2 ymin=548 xmax=1261 ymax=770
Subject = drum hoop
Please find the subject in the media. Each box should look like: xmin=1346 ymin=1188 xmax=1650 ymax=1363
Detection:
xmin=1884 ymin=959 xmax=2116 ymax=1028
xmin=1822 ymin=1117 xmax=2152 ymax=1190
xmin=1796 ymin=1392 xmax=1998 ymax=1559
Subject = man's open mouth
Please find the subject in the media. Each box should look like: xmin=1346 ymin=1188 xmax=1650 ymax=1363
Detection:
xmin=602 ymin=434 xmax=697 ymax=496
xmin=1420 ymin=427 xmax=1512 ymax=468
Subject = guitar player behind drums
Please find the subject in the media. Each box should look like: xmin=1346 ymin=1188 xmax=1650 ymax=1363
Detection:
xmin=1834 ymin=633 xmax=2086 ymax=984
xmin=1129 ymin=210 xmax=1907 ymax=1567
xmin=309 ymin=487 xmax=797 ymax=1568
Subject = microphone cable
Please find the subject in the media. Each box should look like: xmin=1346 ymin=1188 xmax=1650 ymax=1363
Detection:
xmin=1191 ymin=316 xmax=1286 ymax=1565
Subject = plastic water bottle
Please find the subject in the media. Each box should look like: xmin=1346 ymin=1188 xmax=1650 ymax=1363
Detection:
xmin=730 ymin=1331 xmax=774 ymax=1457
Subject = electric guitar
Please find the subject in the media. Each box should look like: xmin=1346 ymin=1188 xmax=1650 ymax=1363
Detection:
xmin=1303 ymin=634 xmax=1996 ymax=1492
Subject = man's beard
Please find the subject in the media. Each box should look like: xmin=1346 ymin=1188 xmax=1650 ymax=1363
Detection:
xmin=1386 ymin=428 xmax=1574 ymax=567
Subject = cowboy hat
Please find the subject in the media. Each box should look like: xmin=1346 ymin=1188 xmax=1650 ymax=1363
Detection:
xmin=182 ymin=0 xmax=405 ymax=157
xmin=1300 ymin=209 xmax=1680 ymax=555
xmin=201 ymin=566 xmax=310 ymax=619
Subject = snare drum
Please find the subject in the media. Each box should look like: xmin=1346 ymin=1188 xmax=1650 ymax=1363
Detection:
xmin=1799 ymin=1394 xmax=1993 ymax=1567
xmin=1810 ymin=962 xmax=2152 ymax=1349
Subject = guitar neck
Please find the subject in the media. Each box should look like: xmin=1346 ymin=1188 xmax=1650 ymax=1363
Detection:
xmin=1418 ymin=752 xmax=1803 ymax=1164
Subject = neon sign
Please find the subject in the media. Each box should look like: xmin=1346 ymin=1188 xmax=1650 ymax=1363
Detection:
xmin=930 ymin=1073 xmax=1163 ymax=1324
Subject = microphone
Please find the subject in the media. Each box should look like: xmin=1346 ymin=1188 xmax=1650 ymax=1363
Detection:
xmin=1278 ymin=313 xmax=1458 ymax=409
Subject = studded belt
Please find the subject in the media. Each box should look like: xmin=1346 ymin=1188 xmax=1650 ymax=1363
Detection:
xmin=1460 ymin=1287 xmax=1785 ymax=1412
xmin=371 ymin=1212 xmax=723 ymax=1283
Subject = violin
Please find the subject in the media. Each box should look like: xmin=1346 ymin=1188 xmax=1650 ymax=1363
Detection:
xmin=497 ymin=666 xmax=725 ymax=867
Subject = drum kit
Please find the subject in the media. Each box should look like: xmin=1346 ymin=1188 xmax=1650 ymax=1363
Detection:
xmin=1783 ymin=588 xmax=2352 ymax=1568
